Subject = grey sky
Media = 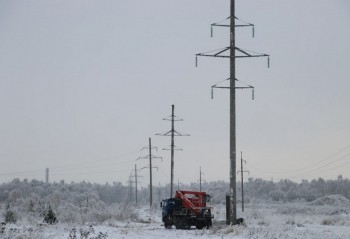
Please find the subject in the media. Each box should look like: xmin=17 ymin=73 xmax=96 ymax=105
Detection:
xmin=0 ymin=0 xmax=349 ymax=186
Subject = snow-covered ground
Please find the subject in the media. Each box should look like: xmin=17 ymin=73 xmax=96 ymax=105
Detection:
xmin=2 ymin=195 xmax=350 ymax=239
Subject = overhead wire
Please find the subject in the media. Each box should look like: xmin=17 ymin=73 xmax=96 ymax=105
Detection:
xmin=0 ymin=150 xmax=141 ymax=179
xmin=251 ymin=144 xmax=350 ymax=175
xmin=288 ymin=159 xmax=350 ymax=180
xmin=50 ymin=150 xmax=140 ymax=170
xmin=249 ymin=144 xmax=350 ymax=179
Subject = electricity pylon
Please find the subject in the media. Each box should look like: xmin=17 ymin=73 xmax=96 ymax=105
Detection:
xmin=156 ymin=105 xmax=189 ymax=198
xmin=195 ymin=0 xmax=269 ymax=225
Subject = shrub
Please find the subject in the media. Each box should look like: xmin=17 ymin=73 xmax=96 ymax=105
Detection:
xmin=4 ymin=203 xmax=16 ymax=223
xmin=43 ymin=205 xmax=58 ymax=224
xmin=4 ymin=210 xmax=16 ymax=223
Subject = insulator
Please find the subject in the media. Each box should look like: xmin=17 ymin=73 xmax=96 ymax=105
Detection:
xmin=211 ymin=87 xmax=214 ymax=99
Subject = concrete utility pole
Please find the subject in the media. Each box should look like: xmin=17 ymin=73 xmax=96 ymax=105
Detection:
xmin=130 ymin=165 xmax=142 ymax=205
xmin=195 ymin=0 xmax=269 ymax=224
xmin=240 ymin=152 xmax=244 ymax=212
xmin=229 ymin=0 xmax=237 ymax=224
xmin=199 ymin=167 xmax=205 ymax=192
xmin=170 ymin=106 xmax=175 ymax=196
xmin=45 ymin=168 xmax=49 ymax=184
xmin=156 ymin=105 xmax=189 ymax=198
xmin=127 ymin=174 xmax=133 ymax=202
xmin=137 ymin=137 xmax=161 ymax=208
xmin=200 ymin=167 xmax=202 ymax=192
xmin=237 ymin=151 xmax=249 ymax=212
xmin=135 ymin=164 xmax=138 ymax=205
xmin=148 ymin=138 xmax=153 ymax=207
xmin=158 ymin=183 xmax=162 ymax=203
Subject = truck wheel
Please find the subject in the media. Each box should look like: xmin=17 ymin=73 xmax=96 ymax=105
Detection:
xmin=206 ymin=219 xmax=212 ymax=229
xmin=163 ymin=216 xmax=172 ymax=229
xmin=164 ymin=223 xmax=172 ymax=229
xmin=196 ymin=223 xmax=204 ymax=230
xmin=175 ymin=220 xmax=182 ymax=229
xmin=174 ymin=217 xmax=181 ymax=229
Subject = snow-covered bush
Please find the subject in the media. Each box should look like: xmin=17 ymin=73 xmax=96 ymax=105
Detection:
xmin=269 ymin=190 xmax=284 ymax=201
xmin=4 ymin=203 xmax=17 ymax=223
xmin=87 ymin=207 xmax=113 ymax=223
xmin=43 ymin=205 xmax=58 ymax=224
xmin=322 ymin=217 xmax=338 ymax=225
xmin=4 ymin=209 xmax=16 ymax=223
xmin=110 ymin=203 xmax=138 ymax=221
xmin=309 ymin=194 xmax=350 ymax=207
xmin=57 ymin=203 xmax=80 ymax=223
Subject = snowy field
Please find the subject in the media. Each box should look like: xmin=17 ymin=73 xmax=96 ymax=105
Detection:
xmin=1 ymin=195 xmax=350 ymax=239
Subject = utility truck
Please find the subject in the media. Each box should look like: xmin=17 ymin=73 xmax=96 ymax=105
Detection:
xmin=161 ymin=190 xmax=213 ymax=229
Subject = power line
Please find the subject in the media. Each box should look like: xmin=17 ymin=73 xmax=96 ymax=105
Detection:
xmin=0 ymin=150 xmax=140 ymax=178
xmin=50 ymin=150 xmax=140 ymax=170
xmin=249 ymin=144 xmax=350 ymax=176
xmin=287 ymin=154 xmax=350 ymax=179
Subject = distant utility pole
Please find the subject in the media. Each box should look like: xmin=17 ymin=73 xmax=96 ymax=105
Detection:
xmin=196 ymin=0 xmax=269 ymax=224
xmin=135 ymin=164 xmax=138 ymax=204
xmin=127 ymin=173 xmax=133 ymax=202
xmin=199 ymin=167 xmax=206 ymax=192
xmin=131 ymin=164 xmax=143 ymax=205
xmin=45 ymin=168 xmax=49 ymax=184
xmin=156 ymin=105 xmax=189 ymax=198
xmin=237 ymin=151 xmax=249 ymax=212
xmin=137 ymin=137 xmax=162 ymax=208
xmin=129 ymin=166 xmax=142 ymax=205
xmin=200 ymin=167 xmax=202 ymax=192
xmin=158 ymin=183 xmax=162 ymax=203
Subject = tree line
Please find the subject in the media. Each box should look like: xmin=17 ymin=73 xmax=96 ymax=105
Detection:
xmin=1 ymin=176 xmax=349 ymax=223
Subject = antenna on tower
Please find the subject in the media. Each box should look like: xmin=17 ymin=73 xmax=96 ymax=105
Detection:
xmin=195 ymin=1 xmax=270 ymax=225
xmin=156 ymin=105 xmax=189 ymax=198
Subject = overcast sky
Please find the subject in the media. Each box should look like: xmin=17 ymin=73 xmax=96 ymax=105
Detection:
xmin=0 ymin=0 xmax=349 ymax=186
